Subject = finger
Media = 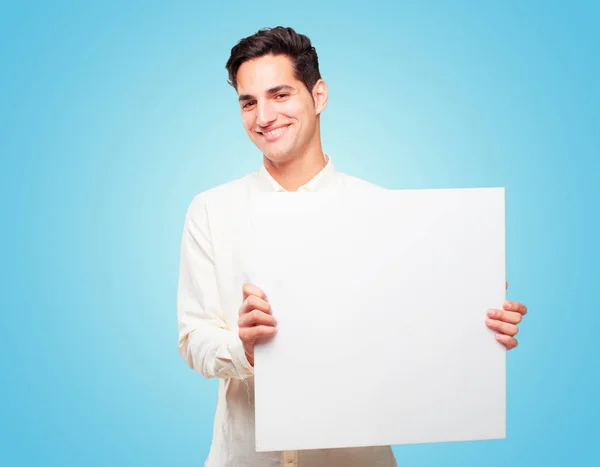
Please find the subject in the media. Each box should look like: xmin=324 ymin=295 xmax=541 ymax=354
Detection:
xmin=485 ymin=318 xmax=519 ymax=336
xmin=495 ymin=333 xmax=518 ymax=350
xmin=503 ymin=301 xmax=528 ymax=315
xmin=487 ymin=308 xmax=522 ymax=324
xmin=243 ymin=283 xmax=268 ymax=302
xmin=239 ymin=325 xmax=277 ymax=344
xmin=239 ymin=309 xmax=277 ymax=328
xmin=239 ymin=295 xmax=272 ymax=316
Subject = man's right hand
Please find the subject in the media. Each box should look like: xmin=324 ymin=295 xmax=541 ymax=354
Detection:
xmin=238 ymin=283 xmax=277 ymax=366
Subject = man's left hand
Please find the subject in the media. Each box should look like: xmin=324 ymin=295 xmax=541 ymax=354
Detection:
xmin=485 ymin=281 xmax=528 ymax=350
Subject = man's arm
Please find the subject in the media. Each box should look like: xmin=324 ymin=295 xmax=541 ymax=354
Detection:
xmin=176 ymin=196 xmax=254 ymax=380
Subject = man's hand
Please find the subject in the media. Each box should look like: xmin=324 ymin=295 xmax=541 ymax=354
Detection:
xmin=238 ymin=283 xmax=277 ymax=366
xmin=485 ymin=281 xmax=528 ymax=350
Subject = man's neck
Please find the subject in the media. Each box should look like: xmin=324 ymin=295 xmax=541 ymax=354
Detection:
xmin=263 ymin=145 xmax=327 ymax=192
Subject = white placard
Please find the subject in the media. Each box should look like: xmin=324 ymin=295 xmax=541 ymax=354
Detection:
xmin=248 ymin=188 xmax=506 ymax=452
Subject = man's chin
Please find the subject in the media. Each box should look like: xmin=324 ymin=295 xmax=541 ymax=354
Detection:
xmin=261 ymin=147 xmax=295 ymax=165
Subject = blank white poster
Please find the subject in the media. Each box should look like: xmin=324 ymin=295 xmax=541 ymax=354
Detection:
xmin=247 ymin=188 xmax=506 ymax=452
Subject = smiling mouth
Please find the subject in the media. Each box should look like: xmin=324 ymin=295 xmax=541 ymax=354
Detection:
xmin=257 ymin=124 xmax=290 ymax=141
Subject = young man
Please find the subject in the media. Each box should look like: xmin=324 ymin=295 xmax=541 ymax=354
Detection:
xmin=177 ymin=26 xmax=528 ymax=467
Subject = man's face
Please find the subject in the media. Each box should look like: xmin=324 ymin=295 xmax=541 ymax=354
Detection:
xmin=236 ymin=54 xmax=322 ymax=164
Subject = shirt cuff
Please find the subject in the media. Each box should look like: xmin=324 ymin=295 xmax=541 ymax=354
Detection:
xmin=230 ymin=335 xmax=254 ymax=379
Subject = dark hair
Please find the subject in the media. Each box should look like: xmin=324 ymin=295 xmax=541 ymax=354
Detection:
xmin=225 ymin=26 xmax=322 ymax=93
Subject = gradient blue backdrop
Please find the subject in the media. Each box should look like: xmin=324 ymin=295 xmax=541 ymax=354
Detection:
xmin=1 ymin=1 xmax=598 ymax=466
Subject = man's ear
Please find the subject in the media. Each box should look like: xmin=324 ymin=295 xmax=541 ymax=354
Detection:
xmin=312 ymin=79 xmax=328 ymax=115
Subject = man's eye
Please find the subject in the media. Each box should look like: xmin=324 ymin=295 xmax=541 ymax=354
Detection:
xmin=275 ymin=93 xmax=289 ymax=99
xmin=242 ymin=101 xmax=256 ymax=109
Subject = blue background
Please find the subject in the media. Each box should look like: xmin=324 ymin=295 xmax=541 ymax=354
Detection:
xmin=1 ymin=1 xmax=598 ymax=466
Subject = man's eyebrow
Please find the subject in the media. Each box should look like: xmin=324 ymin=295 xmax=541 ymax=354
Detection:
xmin=238 ymin=85 xmax=296 ymax=102
xmin=266 ymin=84 xmax=295 ymax=94
xmin=238 ymin=93 xmax=254 ymax=102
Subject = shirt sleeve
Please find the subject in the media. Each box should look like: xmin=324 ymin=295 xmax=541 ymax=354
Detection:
xmin=176 ymin=195 xmax=254 ymax=380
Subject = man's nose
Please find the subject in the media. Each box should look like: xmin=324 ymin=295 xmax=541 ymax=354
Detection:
xmin=256 ymin=100 xmax=277 ymax=127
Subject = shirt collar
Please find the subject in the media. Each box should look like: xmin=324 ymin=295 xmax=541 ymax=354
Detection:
xmin=256 ymin=153 xmax=339 ymax=192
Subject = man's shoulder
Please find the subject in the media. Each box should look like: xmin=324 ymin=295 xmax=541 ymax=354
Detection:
xmin=185 ymin=172 xmax=255 ymax=217
xmin=339 ymin=172 xmax=387 ymax=192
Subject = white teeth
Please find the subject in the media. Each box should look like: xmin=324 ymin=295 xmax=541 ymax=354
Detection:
xmin=263 ymin=126 xmax=287 ymax=137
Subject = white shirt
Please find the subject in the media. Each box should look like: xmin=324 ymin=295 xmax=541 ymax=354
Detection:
xmin=177 ymin=155 xmax=397 ymax=467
